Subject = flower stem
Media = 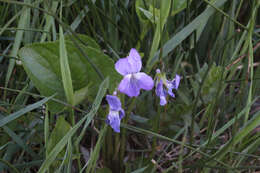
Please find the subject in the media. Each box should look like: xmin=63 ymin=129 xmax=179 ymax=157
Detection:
xmin=120 ymin=97 xmax=136 ymax=167
xmin=150 ymin=104 xmax=161 ymax=158
xmin=70 ymin=109 xmax=81 ymax=170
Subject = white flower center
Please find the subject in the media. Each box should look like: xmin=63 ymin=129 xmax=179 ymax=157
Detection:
xmin=110 ymin=110 xmax=119 ymax=117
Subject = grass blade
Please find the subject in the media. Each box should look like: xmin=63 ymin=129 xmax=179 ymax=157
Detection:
xmin=85 ymin=125 xmax=108 ymax=173
xmin=147 ymin=0 xmax=171 ymax=65
xmin=146 ymin=0 xmax=228 ymax=72
xmin=0 ymin=96 xmax=53 ymax=128
xmin=37 ymin=77 xmax=109 ymax=173
xmin=59 ymin=25 xmax=74 ymax=105
xmin=4 ymin=2 xmax=30 ymax=94
xmin=40 ymin=1 xmax=58 ymax=42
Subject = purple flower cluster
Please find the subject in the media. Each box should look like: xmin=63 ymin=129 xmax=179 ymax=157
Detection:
xmin=155 ymin=69 xmax=180 ymax=106
xmin=115 ymin=49 xmax=154 ymax=97
xmin=105 ymin=95 xmax=125 ymax=133
xmin=106 ymin=49 xmax=181 ymax=132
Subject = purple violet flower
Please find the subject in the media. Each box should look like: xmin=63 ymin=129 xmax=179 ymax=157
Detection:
xmin=155 ymin=79 xmax=167 ymax=106
xmin=115 ymin=48 xmax=154 ymax=97
xmin=155 ymin=69 xmax=181 ymax=106
xmin=106 ymin=95 xmax=125 ymax=133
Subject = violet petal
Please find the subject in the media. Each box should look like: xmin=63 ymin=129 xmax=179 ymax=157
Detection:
xmin=107 ymin=111 xmax=121 ymax=133
xmin=127 ymin=48 xmax=142 ymax=73
xmin=119 ymin=109 xmax=125 ymax=119
xmin=159 ymin=96 xmax=167 ymax=106
xmin=155 ymin=80 xmax=164 ymax=97
xmin=115 ymin=49 xmax=142 ymax=75
xmin=166 ymin=80 xmax=176 ymax=98
xmin=167 ymin=88 xmax=175 ymax=98
xmin=118 ymin=74 xmax=140 ymax=97
xmin=156 ymin=80 xmax=168 ymax=106
xmin=115 ymin=58 xmax=130 ymax=76
xmin=135 ymin=72 xmax=154 ymax=91
xmin=106 ymin=95 xmax=121 ymax=111
xmin=173 ymin=74 xmax=181 ymax=89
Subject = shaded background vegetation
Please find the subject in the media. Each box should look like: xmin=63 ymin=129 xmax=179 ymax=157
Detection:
xmin=0 ymin=0 xmax=260 ymax=172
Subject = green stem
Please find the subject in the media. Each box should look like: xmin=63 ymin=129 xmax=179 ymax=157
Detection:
xmin=243 ymin=0 xmax=257 ymax=124
xmin=203 ymin=0 xmax=247 ymax=31
xmin=70 ymin=109 xmax=81 ymax=170
xmin=119 ymin=97 xmax=136 ymax=167
xmin=69 ymin=108 xmax=75 ymax=126
xmin=106 ymin=128 xmax=113 ymax=166
xmin=150 ymin=103 xmax=161 ymax=159
xmin=44 ymin=105 xmax=49 ymax=173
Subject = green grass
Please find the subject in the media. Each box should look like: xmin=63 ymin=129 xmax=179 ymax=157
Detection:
xmin=0 ymin=0 xmax=260 ymax=172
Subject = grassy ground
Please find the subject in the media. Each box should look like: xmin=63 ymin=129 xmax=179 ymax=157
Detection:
xmin=0 ymin=0 xmax=260 ymax=172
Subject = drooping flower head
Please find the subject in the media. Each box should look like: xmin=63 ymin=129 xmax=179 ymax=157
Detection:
xmin=155 ymin=69 xmax=181 ymax=106
xmin=115 ymin=49 xmax=154 ymax=97
xmin=106 ymin=95 xmax=125 ymax=133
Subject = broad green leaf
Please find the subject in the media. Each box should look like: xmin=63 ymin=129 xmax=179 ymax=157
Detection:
xmin=72 ymin=34 xmax=101 ymax=50
xmin=19 ymin=35 xmax=119 ymax=112
xmin=73 ymin=85 xmax=89 ymax=106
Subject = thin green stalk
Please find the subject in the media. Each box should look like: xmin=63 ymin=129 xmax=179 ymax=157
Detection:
xmin=70 ymin=108 xmax=81 ymax=170
xmin=0 ymin=5 xmax=23 ymax=36
xmin=44 ymin=105 xmax=49 ymax=173
xmin=122 ymin=124 xmax=233 ymax=169
xmin=113 ymin=132 xmax=120 ymax=170
xmin=0 ymin=27 xmax=51 ymax=33
xmin=4 ymin=0 xmax=30 ymax=99
xmin=234 ymin=0 xmax=244 ymax=19
xmin=190 ymin=63 xmax=212 ymax=147
xmin=106 ymin=128 xmax=113 ymax=166
xmin=0 ymin=87 xmax=86 ymax=113
xmin=178 ymin=125 xmax=188 ymax=173
xmin=102 ymin=106 xmax=112 ymax=167
xmin=203 ymin=0 xmax=247 ymax=31
xmin=150 ymin=104 xmax=161 ymax=159
xmin=243 ymin=0 xmax=257 ymax=124
xmin=119 ymin=97 xmax=136 ymax=166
